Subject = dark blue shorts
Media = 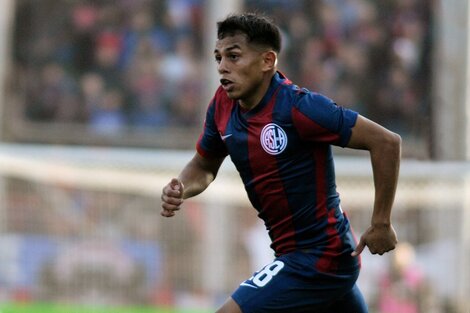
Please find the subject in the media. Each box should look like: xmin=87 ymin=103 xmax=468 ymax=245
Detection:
xmin=231 ymin=251 xmax=368 ymax=313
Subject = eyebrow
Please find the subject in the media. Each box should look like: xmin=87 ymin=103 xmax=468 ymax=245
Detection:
xmin=213 ymin=44 xmax=242 ymax=54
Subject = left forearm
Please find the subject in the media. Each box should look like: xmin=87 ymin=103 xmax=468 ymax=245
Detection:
xmin=348 ymin=116 xmax=401 ymax=256
xmin=369 ymin=132 xmax=401 ymax=225
xmin=346 ymin=115 xmax=401 ymax=256
xmin=347 ymin=115 xmax=402 ymax=225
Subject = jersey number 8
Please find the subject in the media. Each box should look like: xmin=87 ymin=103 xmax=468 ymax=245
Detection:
xmin=251 ymin=260 xmax=285 ymax=288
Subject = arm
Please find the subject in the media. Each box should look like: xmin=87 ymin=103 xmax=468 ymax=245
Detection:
xmin=347 ymin=115 xmax=401 ymax=256
xmin=161 ymin=152 xmax=225 ymax=217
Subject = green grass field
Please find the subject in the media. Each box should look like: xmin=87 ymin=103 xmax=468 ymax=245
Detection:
xmin=0 ymin=303 xmax=212 ymax=313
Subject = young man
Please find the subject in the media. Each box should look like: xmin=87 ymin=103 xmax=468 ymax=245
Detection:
xmin=161 ymin=13 xmax=401 ymax=313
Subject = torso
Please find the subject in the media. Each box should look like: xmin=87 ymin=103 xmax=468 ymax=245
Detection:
xmin=198 ymin=72 xmax=359 ymax=269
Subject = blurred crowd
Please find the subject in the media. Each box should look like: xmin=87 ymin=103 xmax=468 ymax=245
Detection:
xmin=246 ymin=0 xmax=432 ymax=144
xmin=13 ymin=0 xmax=432 ymax=154
xmin=14 ymin=0 xmax=205 ymax=134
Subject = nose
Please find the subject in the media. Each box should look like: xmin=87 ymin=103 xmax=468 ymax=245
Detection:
xmin=217 ymin=57 xmax=229 ymax=74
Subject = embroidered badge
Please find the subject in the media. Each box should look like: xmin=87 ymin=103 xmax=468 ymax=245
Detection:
xmin=260 ymin=123 xmax=288 ymax=155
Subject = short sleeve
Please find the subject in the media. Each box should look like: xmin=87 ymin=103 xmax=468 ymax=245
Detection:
xmin=196 ymin=99 xmax=228 ymax=158
xmin=292 ymin=92 xmax=358 ymax=147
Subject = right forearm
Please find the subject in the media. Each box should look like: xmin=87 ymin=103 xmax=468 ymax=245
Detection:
xmin=178 ymin=153 xmax=223 ymax=199
xmin=178 ymin=164 xmax=215 ymax=199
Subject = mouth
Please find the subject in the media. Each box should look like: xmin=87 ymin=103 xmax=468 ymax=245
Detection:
xmin=220 ymin=78 xmax=234 ymax=91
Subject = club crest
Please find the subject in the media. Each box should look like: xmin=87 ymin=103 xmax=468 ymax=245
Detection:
xmin=260 ymin=123 xmax=288 ymax=155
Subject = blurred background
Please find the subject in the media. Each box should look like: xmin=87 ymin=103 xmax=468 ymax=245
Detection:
xmin=0 ymin=0 xmax=468 ymax=312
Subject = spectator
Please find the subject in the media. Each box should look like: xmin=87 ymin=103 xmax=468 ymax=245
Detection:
xmin=80 ymin=72 xmax=106 ymax=122
xmin=89 ymin=88 xmax=126 ymax=135
xmin=125 ymin=38 xmax=169 ymax=128
xmin=25 ymin=62 xmax=80 ymax=122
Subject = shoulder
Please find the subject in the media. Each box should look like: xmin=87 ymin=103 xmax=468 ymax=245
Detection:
xmin=292 ymin=88 xmax=355 ymax=122
xmin=214 ymin=85 xmax=228 ymax=101
xmin=206 ymin=86 xmax=235 ymax=113
xmin=274 ymin=76 xmax=334 ymax=111
xmin=273 ymin=78 xmax=304 ymax=109
xmin=205 ymin=86 xmax=236 ymax=128
xmin=211 ymin=86 xmax=235 ymax=110
xmin=290 ymin=88 xmax=358 ymax=135
xmin=294 ymin=89 xmax=336 ymax=110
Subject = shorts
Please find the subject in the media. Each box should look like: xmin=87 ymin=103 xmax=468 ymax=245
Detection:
xmin=231 ymin=250 xmax=368 ymax=313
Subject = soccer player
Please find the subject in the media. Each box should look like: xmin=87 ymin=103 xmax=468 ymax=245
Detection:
xmin=161 ymin=13 xmax=401 ymax=313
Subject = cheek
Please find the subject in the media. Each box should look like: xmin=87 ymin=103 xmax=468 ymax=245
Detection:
xmin=241 ymin=64 xmax=261 ymax=79
xmin=235 ymin=59 xmax=264 ymax=87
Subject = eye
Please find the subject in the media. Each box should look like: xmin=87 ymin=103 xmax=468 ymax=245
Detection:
xmin=229 ymin=54 xmax=239 ymax=61
xmin=214 ymin=55 xmax=221 ymax=64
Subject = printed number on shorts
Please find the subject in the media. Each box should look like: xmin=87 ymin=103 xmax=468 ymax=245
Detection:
xmin=250 ymin=260 xmax=285 ymax=287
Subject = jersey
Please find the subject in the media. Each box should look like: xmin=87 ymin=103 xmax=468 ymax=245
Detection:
xmin=197 ymin=71 xmax=359 ymax=274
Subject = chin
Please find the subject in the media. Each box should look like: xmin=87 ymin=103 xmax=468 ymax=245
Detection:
xmin=225 ymin=91 xmax=240 ymax=100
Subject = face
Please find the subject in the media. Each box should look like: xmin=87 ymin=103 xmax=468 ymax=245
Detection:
xmin=214 ymin=33 xmax=271 ymax=107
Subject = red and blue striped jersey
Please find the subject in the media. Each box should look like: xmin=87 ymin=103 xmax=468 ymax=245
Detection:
xmin=197 ymin=72 xmax=359 ymax=267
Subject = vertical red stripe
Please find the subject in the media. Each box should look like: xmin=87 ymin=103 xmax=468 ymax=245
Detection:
xmin=292 ymin=107 xmax=341 ymax=144
xmin=315 ymin=209 xmax=342 ymax=273
xmin=314 ymin=148 xmax=328 ymax=222
xmin=314 ymin=148 xmax=342 ymax=273
xmin=247 ymin=91 xmax=297 ymax=254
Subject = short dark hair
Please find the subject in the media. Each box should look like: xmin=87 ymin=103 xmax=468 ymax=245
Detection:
xmin=217 ymin=13 xmax=281 ymax=53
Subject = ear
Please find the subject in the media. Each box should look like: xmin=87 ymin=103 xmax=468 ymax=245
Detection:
xmin=262 ymin=51 xmax=277 ymax=72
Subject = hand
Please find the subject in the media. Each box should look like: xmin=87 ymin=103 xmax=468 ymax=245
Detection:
xmin=351 ymin=223 xmax=398 ymax=256
xmin=161 ymin=178 xmax=184 ymax=217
